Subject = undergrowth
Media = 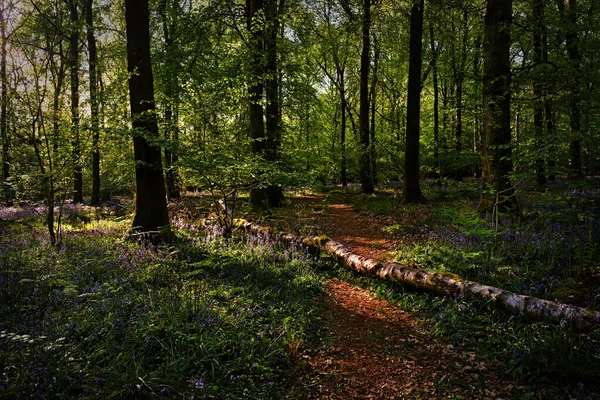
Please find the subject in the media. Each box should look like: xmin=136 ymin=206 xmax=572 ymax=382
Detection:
xmin=328 ymin=266 xmax=600 ymax=400
xmin=0 ymin=208 xmax=324 ymax=399
xmin=350 ymin=179 xmax=600 ymax=310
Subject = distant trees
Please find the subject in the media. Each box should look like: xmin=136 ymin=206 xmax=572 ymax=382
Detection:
xmin=0 ymin=0 xmax=599 ymax=217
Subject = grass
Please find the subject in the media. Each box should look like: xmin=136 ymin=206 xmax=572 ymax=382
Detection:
xmin=328 ymin=265 xmax=600 ymax=399
xmin=0 ymin=205 xmax=325 ymax=399
xmin=332 ymin=178 xmax=600 ymax=398
xmin=349 ymin=178 xmax=600 ymax=310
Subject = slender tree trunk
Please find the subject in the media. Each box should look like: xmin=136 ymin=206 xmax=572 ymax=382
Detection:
xmin=125 ymin=0 xmax=171 ymax=238
xmin=454 ymin=10 xmax=468 ymax=181
xmin=1 ymin=4 xmax=10 ymax=200
xmin=565 ymin=0 xmax=582 ymax=179
xmin=430 ymin=24 xmax=440 ymax=183
xmin=480 ymin=0 xmax=515 ymax=213
xmin=403 ymin=0 xmax=425 ymax=203
xmin=68 ymin=0 xmax=83 ymax=203
xmin=370 ymin=36 xmax=379 ymax=186
xmin=159 ymin=0 xmax=181 ymax=200
xmin=532 ymin=0 xmax=546 ymax=186
xmin=86 ymin=0 xmax=101 ymax=205
xmin=263 ymin=0 xmax=284 ymax=206
xmin=359 ymin=0 xmax=374 ymax=194
xmin=339 ymin=68 xmax=347 ymax=187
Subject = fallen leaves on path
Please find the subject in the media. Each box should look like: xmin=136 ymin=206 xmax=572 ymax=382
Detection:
xmin=296 ymin=279 xmax=524 ymax=399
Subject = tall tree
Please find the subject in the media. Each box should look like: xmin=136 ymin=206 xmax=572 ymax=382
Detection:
xmin=562 ymin=0 xmax=583 ymax=179
xmin=247 ymin=0 xmax=267 ymax=207
xmin=480 ymin=0 xmax=515 ymax=212
xmin=359 ymin=0 xmax=374 ymax=194
xmin=67 ymin=0 xmax=83 ymax=203
xmin=247 ymin=0 xmax=284 ymax=207
xmin=1 ymin=3 xmax=9 ymax=197
xmin=429 ymin=23 xmax=440 ymax=182
xmin=403 ymin=0 xmax=425 ymax=203
xmin=532 ymin=0 xmax=546 ymax=186
xmin=158 ymin=0 xmax=181 ymax=200
xmin=86 ymin=0 xmax=101 ymax=205
xmin=263 ymin=0 xmax=284 ymax=206
xmin=125 ymin=0 xmax=171 ymax=237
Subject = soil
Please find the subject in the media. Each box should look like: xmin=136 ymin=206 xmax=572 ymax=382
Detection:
xmin=274 ymin=194 xmax=541 ymax=399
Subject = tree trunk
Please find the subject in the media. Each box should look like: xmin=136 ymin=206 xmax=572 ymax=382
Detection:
xmin=125 ymin=0 xmax=172 ymax=239
xmin=263 ymin=0 xmax=284 ymax=207
xmin=430 ymin=24 xmax=440 ymax=183
xmin=87 ymin=0 xmax=101 ymax=205
xmin=403 ymin=0 xmax=425 ymax=203
xmin=238 ymin=222 xmax=600 ymax=331
xmin=480 ymin=0 xmax=515 ymax=213
xmin=1 ymin=4 xmax=10 ymax=201
xmin=159 ymin=0 xmax=181 ymax=200
xmin=68 ymin=0 xmax=83 ymax=204
xmin=532 ymin=0 xmax=546 ymax=187
xmin=359 ymin=0 xmax=374 ymax=194
xmin=370 ymin=36 xmax=379 ymax=186
xmin=339 ymin=68 xmax=347 ymax=187
xmin=247 ymin=0 xmax=269 ymax=208
xmin=565 ymin=0 xmax=582 ymax=179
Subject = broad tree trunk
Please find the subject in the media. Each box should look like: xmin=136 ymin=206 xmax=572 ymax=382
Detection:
xmin=87 ymin=0 xmax=101 ymax=205
xmin=359 ymin=0 xmax=374 ymax=194
xmin=403 ymin=0 xmax=425 ymax=203
xmin=480 ymin=0 xmax=515 ymax=213
xmin=247 ymin=0 xmax=268 ymax=208
xmin=125 ymin=0 xmax=171 ymax=238
xmin=68 ymin=0 xmax=83 ymax=203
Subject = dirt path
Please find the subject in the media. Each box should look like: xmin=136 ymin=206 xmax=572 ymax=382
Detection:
xmin=291 ymin=197 xmax=527 ymax=399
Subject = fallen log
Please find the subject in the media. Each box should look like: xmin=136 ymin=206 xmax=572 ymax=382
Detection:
xmin=237 ymin=221 xmax=600 ymax=331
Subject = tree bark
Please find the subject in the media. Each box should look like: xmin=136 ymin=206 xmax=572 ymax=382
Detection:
xmin=403 ymin=0 xmax=425 ymax=203
xmin=125 ymin=0 xmax=172 ymax=238
xmin=359 ymin=0 xmax=374 ymax=194
xmin=370 ymin=36 xmax=379 ymax=186
xmin=238 ymin=222 xmax=600 ymax=331
xmin=263 ymin=0 xmax=284 ymax=207
xmin=87 ymin=0 xmax=101 ymax=205
xmin=565 ymin=0 xmax=583 ymax=179
xmin=532 ymin=0 xmax=546 ymax=187
xmin=480 ymin=0 xmax=515 ymax=213
xmin=339 ymin=67 xmax=347 ymax=187
xmin=429 ymin=24 xmax=440 ymax=183
xmin=1 ymin=4 xmax=10 ymax=199
xmin=68 ymin=0 xmax=83 ymax=204
xmin=159 ymin=0 xmax=181 ymax=200
xmin=247 ymin=0 xmax=269 ymax=208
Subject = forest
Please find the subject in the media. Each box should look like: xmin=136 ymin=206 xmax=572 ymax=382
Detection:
xmin=1 ymin=0 xmax=600 ymax=398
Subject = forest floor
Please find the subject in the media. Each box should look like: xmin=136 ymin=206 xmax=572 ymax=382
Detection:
xmin=263 ymin=192 xmax=561 ymax=399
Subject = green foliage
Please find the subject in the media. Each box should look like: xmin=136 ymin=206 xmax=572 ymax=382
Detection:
xmin=0 ymin=207 xmax=324 ymax=398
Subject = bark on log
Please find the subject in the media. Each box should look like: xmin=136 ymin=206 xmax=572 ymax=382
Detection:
xmin=236 ymin=221 xmax=600 ymax=331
